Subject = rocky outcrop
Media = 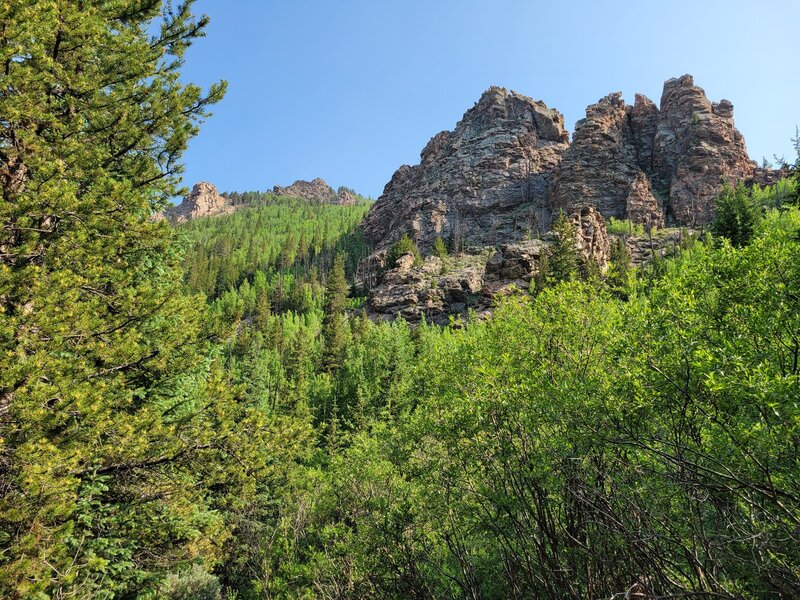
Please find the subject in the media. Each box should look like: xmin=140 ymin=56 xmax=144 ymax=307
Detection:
xmin=166 ymin=182 xmax=232 ymax=222
xmin=550 ymin=92 xmax=643 ymax=221
xmin=569 ymin=204 xmax=611 ymax=270
xmin=654 ymin=76 xmax=756 ymax=224
xmin=367 ymin=254 xmax=485 ymax=324
xmin=365 ymin=205 xmax=610 ymax=323
xmin=273 ymin=178 xmax=335 ymax=202
xmin=625 ymin=173 xmax=664 ymax=229
xmin=272 ymin=177 xmax=357 ymax=205
xmin=361 ymin=87 xmax=570 ymax=254
xmin=551 ymin=75 xmax=756 ymax=227
xmin=164 ymin=179 xmax=364 ymax=223
xmin=334 ymin=188 xmax=359 ymax=206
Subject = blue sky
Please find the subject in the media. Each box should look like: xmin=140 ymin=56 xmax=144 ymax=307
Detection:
xmin=178 ymin=0 xmax=800 ymax=199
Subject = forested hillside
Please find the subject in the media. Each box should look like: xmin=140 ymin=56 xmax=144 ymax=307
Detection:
xmin=179 ymin=195 xmax=370 ymax=298
xmin=1 ymin=2 xmax=799 ymax=599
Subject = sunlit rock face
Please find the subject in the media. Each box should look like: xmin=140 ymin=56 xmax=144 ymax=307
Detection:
xmin=165 ymin=182 xmax=231 ymax=222
xmin=361 ymin=86 xmax=570 ymax=254
xmin=551 ymin=75 xmax=756 ymax=227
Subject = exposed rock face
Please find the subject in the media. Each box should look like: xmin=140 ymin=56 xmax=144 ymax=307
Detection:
xmin=625 ymin=172 xmax=664 ymax=229
xmin=273 ymin=178 xmax=335 ymax=202
xmin=654 ymin=76 xmax=755 ymax=224
xmin=550 ymin=92 xmax=643 ymax=221
xmin=483 ymin=239 xmax=546 ymax=297
xmin=551 ymin=75 xmax=756 ymax=227
xmin=166 ymin=182 xmax=232 ymax=222
xmin=569 ymin=204 xmax=610 ymax=270
xmin=334 ymin=188 xmax=358 ymax=206
xmin=361 ymin=87 xmax=570 ymax=254
xmin=367 ymin=254 xmax=484 ymax=324
xmin=365 ymin=205 xmax=611 ymax=323
xmin=164 ymin=178 xmax=364 ymax=223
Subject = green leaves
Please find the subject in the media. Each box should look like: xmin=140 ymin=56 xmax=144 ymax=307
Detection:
xmin=0 ymin=2 xmax=302 ymax=596
xmin=269 ymin=207 xmax=800 ymax=599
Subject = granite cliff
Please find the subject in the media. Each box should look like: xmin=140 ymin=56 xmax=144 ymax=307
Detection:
xmin=363 ymin=75 xmax=757 ymax=256
xmin=358 ymin=74 xmax=768 ymax=322
xmin=360 ymin=86 xmax=570 ymax=254
xmin=164 ymin=181 xmax=232 ymax=223
xmin=272 ymin=177 xmax=358 ymax=205
xmin=550 ymin=75 xmax=756 ymax=227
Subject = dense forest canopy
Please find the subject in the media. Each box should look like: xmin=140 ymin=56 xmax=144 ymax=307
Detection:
xmin=1 ymin=2 xmax=799 ymax=599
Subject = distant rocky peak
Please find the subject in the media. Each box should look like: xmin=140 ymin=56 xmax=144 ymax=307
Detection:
xmin=272 ymin=178 xmax=357 ymax=205
xmin=165 ymin=181 xmax=230 ymax=222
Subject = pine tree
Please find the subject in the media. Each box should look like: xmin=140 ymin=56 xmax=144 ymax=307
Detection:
xmin=712 ymin=183 xmax=759 ymax=247
xmin=606 ymin=238 xmax=632 ymax=299
xmin=433 ymin=236 xmax=449 ymax=259
xmin=322 ymin=252 xmax=350 ymax=372
xmin=539 ymin=211 xmax=580 ymax=289
xmin=389 ymin=233 xmax=422 ymax=267
xmin=0 ymin=3 xmax=295 ymax=596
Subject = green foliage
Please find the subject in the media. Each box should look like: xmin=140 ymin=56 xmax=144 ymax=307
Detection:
xmin=751 ymin=177 xmax=799 ymax=210
xmin=389 ymin=233 xmax=422 ymax=266
xmin=5 ymin=3 xmax=800 ymax=598
xmin=181 ymin=199 xmax=370 ymax=299
xmin=0 ymin=3 xmax=310 ymax=597
xmin=321 ymin=253 xmax=350 ymax=373
xmin=159 ymin=565 xmax=222 ymax=600
xmin=238 ymin=208 xmax=800 ymax=599
xmin=433 ymin=236 xmax=449 ymax=259
xmin=534 ymin=211 xmax=581 ymax=292
xmin=607 ymin=217 xmax=646 ymax=235
xmin=606 ymin=237 xmax=632 ymax=298
xmin=712 ymin=182 xmax=760 ymax=247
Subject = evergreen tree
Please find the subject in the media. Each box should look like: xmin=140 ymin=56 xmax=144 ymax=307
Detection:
xmin=322 ymin=252 xmax=350 ymax=372
xmin=433 ymin=236 xmax=449 ymax=259
xmin=712 ymin=183 xmax=759 ymax=247
xmin=606 ymin=237 xmax=632 ymax=299
xmin=549 ymin=211 xmax=580 ymax=281
xmin=389 ymin=233 xmax=422 ymax=267
xmin=0 ymin=3 xmax=296 ymax=596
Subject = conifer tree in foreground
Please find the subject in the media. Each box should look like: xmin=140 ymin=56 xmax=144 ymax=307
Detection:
xmin=0 ymin=2 xmax=304 ymax=596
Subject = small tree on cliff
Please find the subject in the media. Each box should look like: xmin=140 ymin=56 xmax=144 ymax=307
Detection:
xmin=389 ymin=233 xmax=422 ymax=267
xmin=549 ymin=211 xmax=581 ymax=281
xmin=433 ymin=236 xmax=449 ymax=260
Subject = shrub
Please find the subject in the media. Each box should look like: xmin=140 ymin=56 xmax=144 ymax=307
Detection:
xmin=433 ymin=236 xmax=449 ymax=259
xmin=389 ymin=234 xmax=422 ymax=266
xmin=607 ymin=217 xmax=645 ymax=236
xmin=158 ymin=564 xmax=221 ymax=600
xmin=712 ymin=183 xmax=759 ymax=247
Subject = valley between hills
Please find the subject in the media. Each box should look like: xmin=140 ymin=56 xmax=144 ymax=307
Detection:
xmin=2 ymin=3 xmax=799 ymax=599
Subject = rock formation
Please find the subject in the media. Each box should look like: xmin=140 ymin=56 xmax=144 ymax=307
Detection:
xmin=164 ymin=178 xmax=363 ymax=223
xmin=365 ymin=205 xmax=611 ymax=323
xmin=363 ymin=75 xmax=757 ymax=274
xmin=165 ymin=182 xmax=232 ymax=222
xmin=360 ymin=86 xmax=570 ymax=254
xmin=272 ymin=177 xmax=357 ymax=205
xmin=551 ymin=75 xmax=756 ymax=227
xmin=569 ymin=204 xmax=611 ymax=269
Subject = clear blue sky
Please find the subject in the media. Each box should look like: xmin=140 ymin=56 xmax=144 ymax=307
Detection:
xmin=178 ymin=0 xmax=800 ymax=199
